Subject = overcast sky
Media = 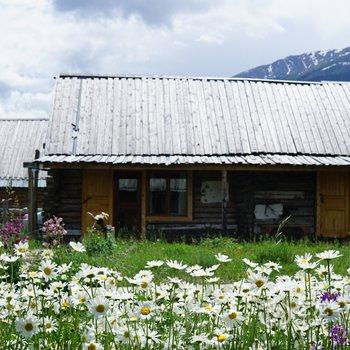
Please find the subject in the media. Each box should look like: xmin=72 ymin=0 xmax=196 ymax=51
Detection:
xmin=1 ymin=0 xmax=350 ymax=119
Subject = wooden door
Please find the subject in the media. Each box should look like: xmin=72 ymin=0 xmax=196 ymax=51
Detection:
xmin=114 ymin=172 xmax=142 ymax=235
xmin=82 ymin=170 xmax=113 ymax=235
xmin=318 ymin=172 xmax=349 ymax=237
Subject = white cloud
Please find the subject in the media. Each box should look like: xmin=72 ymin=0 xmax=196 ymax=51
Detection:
xmin=0 ymin=0 xmax=350 ymax=118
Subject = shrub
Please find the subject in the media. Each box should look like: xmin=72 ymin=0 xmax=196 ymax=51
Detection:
xmin=83 ymin=229 xmax=115 ymax=256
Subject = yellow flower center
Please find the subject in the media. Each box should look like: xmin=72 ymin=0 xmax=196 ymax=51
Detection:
xmin=228 ymin=312 xmax=237 ymax=320
xmin=18 ymin=248 xmax=26 ymax=253
xmin=324 ymin=307 xmax=333 ymax=316
xmin=79 ymin=297 xmax=86 ymax=304
xmin=204 ymin=304 xmax=213 ymax=311
xmin=255 ymin=279 xmax=264 ymax=288
xmin=295 ymin=287 xmax=302 ymax=293
xmin=43 ymin=267 xmax=52 ymax=276
xmin=95 ymin=304 xmax=105 ymax=313
xmin=61 ymin=300 xmax=70 ymax=309
xmin=141 ymin=281 xmax=148 ymax=289
xmin=141 ymin=306 xmax=151 ymax=315
xmin=290 ymin=301 xmax=297 ymax=308
xmin=24 ymin=323 xmax=34 ymax=332
xmin=217 ymin=334 xmax=227 ymax=342
xmin=87 ymin=344 xmax=97 ymax=350
xmin=338 ymin=301 xmax=346 ymax=308
xmin=124 ymin=331 xmax=130 ymax=338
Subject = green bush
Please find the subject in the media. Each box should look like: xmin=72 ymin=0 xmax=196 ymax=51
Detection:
xmin=82 ymin=229 xmax=115 ymax=256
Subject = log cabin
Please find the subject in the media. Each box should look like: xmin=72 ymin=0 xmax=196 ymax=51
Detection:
xmin=0 ymin=118 xmax=47 ymax=211
xmin=32 ymin=74 xmax=350 ymax=239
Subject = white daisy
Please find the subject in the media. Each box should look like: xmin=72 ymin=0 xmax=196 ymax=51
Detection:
xmin=295 ymin=254 xmax=318 ymax=270
xmin=39 ymin=260 xmax=57 ymax=281
xmin=15 ymin=315 xmax=39 ymax=338
xmin=88 ymin=295 xmax=109 ymax=318
xmin=222 ymin=309 xmax=245 ymax=326
xmin=69 ymin=241 xmax=86 ymax=253
xmin=316 ymin=250 xmax=342 ymax=261
xmin=14 ymin=241 xmax=29 ymax=256
xmin=215 ymin=253 xmax=232 ymax=263
xmin=83 ymin=341 xmax=102 ymax=350
xmin=145 ymin=260 xmax=164 ymax=268
xmin=42 ymin=316 xmax=57 ymax=333
xmin=165 ymin=259 xmax=188 ymax=270
xmin=319 ymin=301 xmax=340 ymax=322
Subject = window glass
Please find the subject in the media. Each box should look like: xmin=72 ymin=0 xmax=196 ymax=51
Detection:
xmin=149 ymin=175 xmax=167 ymax=215
xmin=118 ymin=178 xmax=138 ymax=204
xmin=170 ymin=174 xmax=187 ymax=215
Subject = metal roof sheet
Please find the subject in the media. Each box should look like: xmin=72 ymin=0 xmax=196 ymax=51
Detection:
xmin=0 ymin=118 xmax=48 ymax=187
xmin=42 ymin=75 xmax=350 ymax=166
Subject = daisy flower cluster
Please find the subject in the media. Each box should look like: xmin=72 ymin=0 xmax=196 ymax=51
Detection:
xmin=0 ymin=246 xmax=349 ymax=349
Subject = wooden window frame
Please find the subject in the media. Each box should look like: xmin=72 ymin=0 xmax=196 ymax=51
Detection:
xmin=146 ymin=170 xmax=193 ymax=222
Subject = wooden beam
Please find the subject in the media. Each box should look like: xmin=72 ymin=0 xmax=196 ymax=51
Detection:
xmin=222 ymin=170 xmax=228 ymax=235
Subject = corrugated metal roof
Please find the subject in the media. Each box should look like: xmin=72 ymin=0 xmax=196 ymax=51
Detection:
xmin=38 ymin=154 xmax=350 ymax=167
xmin=41 ymin=74 xmax=350 ymax=166
xmin=0 ymin=118 xmax=48 ymax=187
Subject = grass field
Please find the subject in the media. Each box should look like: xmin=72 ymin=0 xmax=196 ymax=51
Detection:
xmin=52 ymin=237 xmax=350 ymax=282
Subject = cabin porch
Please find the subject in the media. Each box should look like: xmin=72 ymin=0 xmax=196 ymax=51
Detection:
xmin=41 ymin=167 xmax=350 ymax=239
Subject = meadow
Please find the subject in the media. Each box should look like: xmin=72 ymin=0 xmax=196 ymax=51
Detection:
xmin=53 ymin=236 xmax=350 ymax=283
xmin=0 ymin=223 xmax=349 ymax=349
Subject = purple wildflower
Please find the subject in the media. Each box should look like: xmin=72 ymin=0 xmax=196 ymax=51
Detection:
xmin=331 ymin=324 xmax=348 ymax=346
xmin=0 ymin=218 xmax=26 ymax=248
xmin=42 ymin=216 xmax=67 ymax=247
xmin=320 ymin=292 xmax=340 ymax=303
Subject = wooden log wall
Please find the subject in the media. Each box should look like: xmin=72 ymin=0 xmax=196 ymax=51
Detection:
xmin=232 ymin=172 xmax=255 ymax=238
xmin=0 ymin=187 xmax=45 ymax=209
xmin=193 ymin=171 xmax=235 ymax=226
xmin=43 ymin=169 xmax=82 ymax=234
xmin=232 ymin=171 xmax=316 ymax=237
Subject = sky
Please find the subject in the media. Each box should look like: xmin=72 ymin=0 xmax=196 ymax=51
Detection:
xmin=1 ymin=0 xmax=350 ymax=119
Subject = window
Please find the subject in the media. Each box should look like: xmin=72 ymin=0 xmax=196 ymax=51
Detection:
xmin=118 ymin=178 xmax=138 ymax=204
xmin=149 ymin=172 xmax=187 ymax=216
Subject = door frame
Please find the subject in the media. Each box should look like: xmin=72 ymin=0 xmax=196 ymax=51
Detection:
xmin=113 ymin=171 xmax=142 ymax=235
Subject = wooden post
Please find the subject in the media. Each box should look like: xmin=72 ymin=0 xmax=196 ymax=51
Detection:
xmin=28 ymin=167 xmax=34 ymax=234
xmin=28 ymin=167 xmax=38 ymax=235
xmin=222 ymin=170 xmax=228 ymax=235
xmin=28 ymin=150 xmax=40 ymax=235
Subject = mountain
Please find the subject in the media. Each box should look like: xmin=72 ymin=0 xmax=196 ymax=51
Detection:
xmin=235 ymin=47 xmax=350 ymax=81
